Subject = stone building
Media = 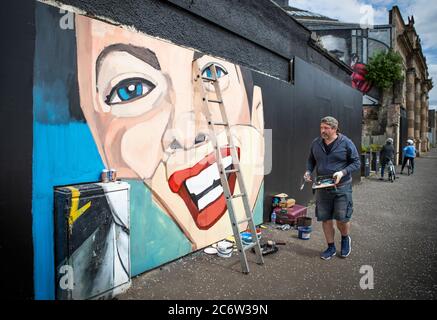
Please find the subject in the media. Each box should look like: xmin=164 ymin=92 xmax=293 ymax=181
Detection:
xmin=280 ymin=2 xmax=433 ymax=162
xmin=390 ymin=7 xmax=433 ymax=156
xmin=429 ymin=110 xmax=436 ymax=147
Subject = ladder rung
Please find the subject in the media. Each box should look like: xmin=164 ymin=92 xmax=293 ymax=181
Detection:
xmin=208 ymin=99 xmax=223 ymax=104
xmin=202 ymin=77 xmax=217 ymax=82
xmin=237 ymin=217 xmax=252 ymax=224
xmin=229 ymin=193 xmax=245 ymax=199
xmin=224 ymin=168 xmax=239 ymax=174
xmin=209 ymin=121 xmax=228 ymax=126
xmin=242 ymin=242 xmax=257 ymax=252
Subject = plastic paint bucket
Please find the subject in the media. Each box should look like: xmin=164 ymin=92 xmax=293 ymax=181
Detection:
xmin=217 ymin=240 xmax=233 ymax=258
xmin=298 ymin=226 xmax=312 ymax=240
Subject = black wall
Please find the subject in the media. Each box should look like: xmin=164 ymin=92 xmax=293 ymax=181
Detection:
xmin=0 ymin=1 xmax=35 ymax=299
xmin=56 ymin=0 xmax=352 ymax=85
xmin=256 ymin=57 xmax=362 ymax=221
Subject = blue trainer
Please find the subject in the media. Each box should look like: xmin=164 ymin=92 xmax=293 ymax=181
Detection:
xmin=341 ymin=235 xmax=351 ymax=258
xmin=320 ymin=246 xmax=336 ymax=260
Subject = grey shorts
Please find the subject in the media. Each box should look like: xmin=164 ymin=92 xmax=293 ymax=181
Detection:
xmin=315 ymin=183 xmax=353 ymax=222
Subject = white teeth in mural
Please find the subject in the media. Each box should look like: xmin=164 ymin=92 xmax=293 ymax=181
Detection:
xmin=185 ymin=156 xmax=232 ymax=196
xmin=185 ymin=163 xmax=219 ymax=196
xmin=198 ymin=185 xmax=224 ymax=211
xmin=185 ymin=156 xmax=233 ymax=210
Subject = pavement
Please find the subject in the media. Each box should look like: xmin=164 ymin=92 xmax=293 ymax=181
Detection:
xmin=119 ymin=148 xmax=437 ymax=300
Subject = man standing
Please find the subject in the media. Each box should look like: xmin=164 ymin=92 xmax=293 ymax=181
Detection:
xmin=304 ymin=116 xmax=361 ymax=260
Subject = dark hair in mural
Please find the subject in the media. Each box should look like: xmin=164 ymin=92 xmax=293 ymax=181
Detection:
xmin=241 ymin=67 xmax=254 ymax=117
xmin=34 ymin=4 xmax=85 ymax=123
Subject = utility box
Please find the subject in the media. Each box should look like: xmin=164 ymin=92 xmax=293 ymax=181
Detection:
xmin=361 ymin=153 xmax=370 ymax=177
xmin=54 ymin=181 xmax=131 ymax=300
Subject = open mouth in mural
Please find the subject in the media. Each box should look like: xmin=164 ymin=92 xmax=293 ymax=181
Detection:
xmin=168 ymin=147 xmax=239 ymax=230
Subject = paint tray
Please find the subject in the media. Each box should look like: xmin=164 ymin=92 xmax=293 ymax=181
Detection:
xmin=312 ymin=175 xmax=336 ymax=189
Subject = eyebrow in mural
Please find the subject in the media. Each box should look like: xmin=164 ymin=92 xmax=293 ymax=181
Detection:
xmin=95 ymin=43 xmax=161 ymax=87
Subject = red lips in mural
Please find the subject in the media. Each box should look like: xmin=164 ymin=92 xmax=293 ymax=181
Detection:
xmin=168 ymin=147 xmax=239 ymax=230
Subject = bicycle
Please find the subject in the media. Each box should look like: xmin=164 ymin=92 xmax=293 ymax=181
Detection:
xmin=387 ymin=158 xmax=396 ymax=183
xmin=406 ymin=157 xmax=412 ymax=176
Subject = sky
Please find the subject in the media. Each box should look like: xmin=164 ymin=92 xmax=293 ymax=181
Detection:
xmin=290 ymin=0 xmax=437 ymax=109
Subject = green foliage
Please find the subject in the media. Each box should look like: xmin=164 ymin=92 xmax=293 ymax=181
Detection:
xmin=365 ymin=50 xmax=404 ymax=89
xmin=370 ymin=144 xmax=382 ymax=152
xmin=362 ymin=144 xmax=382 ymax=153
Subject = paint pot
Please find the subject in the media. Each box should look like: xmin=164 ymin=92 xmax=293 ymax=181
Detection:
xmin=216 ymin=240 xmax=233 ymax=258
xmin=240 ymin=231 xmax=261 ymax=245
xmin=101 ymin=169 xmax=109 ymax=183
xmin=298 ymin=226 xmax=312 ymax=240
xmin=109 ymin=168 xmax=117 ymax=182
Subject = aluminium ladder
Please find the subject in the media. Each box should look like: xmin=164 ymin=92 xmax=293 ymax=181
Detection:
xmin=193 ymin=60 xmax=264 ymax=274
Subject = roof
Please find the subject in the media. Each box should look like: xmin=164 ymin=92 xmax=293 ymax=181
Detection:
xmin=282 ymin=5 xmax=392 ymax=31
xmin=282 ymin=6 xmax=337 ymax=22
xmin=301 ymin=21 xmax=392 ymax=31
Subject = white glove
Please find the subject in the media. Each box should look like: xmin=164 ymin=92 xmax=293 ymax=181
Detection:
xmin=333 ymin=171 xmax=344 ymax=184
xmin=303 ymin=171 xmax=312 ymax=182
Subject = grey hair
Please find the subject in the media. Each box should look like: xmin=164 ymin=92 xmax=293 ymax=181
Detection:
xmin=321 ymin=116 xmax=339 ymax=129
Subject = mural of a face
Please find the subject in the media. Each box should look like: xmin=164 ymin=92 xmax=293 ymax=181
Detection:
xmin=75 ymin=16 xmax=265 ymax=249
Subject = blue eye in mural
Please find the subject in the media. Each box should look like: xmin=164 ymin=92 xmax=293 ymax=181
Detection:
xmin=106 ymin=77 xmax=156 ymax=105
xmin=201 ymin=63 xmax=228 ymax=80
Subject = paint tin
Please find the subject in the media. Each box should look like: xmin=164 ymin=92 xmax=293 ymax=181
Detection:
xmin=298 ymin=226 xmax=312 ymax=240
xmin=109 ymin=168 xmax=117 ymax=182
xmin=101 ymin=169 xmax=109 ymax=183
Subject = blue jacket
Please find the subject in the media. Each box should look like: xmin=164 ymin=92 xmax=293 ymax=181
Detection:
xmin=403 ymin=145 xmax=416 ymax=158
xmin=306 ymin=134 xmax=361 ymax=184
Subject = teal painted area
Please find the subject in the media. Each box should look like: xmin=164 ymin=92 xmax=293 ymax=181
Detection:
xmin=253 ymin=183 xmax=264 ymax=226
xmin=32 ymin=121 xmax=104 ymax=300
xmin=129 ymin=180 xmax=264 ymax=277
xmin=128 ymin=180 xmax=192 ymax=277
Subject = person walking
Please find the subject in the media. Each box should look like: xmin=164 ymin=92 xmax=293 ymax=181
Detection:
xmin=379 ymin=138 xmax=395 ymax=181
xmin=400 ymin=139 xmax=416 ymax=174
xmin=304 ymin=116 xmax=361 ymax=260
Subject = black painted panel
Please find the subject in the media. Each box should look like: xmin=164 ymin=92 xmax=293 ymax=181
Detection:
xmin=0 ymin=0 xmax=35 ymax=299
xmin=254 ymin=57 xmax=362 ymax=221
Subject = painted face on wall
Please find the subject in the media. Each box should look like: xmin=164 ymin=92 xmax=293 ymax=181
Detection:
xmin=75 ymin=15 xmax=265 ymax=249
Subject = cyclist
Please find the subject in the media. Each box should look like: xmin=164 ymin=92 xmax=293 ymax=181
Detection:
xmin=400 ymin=139 xmax=416 ymax=174
xmin=379 ymin=138 xmax=395 ymax=181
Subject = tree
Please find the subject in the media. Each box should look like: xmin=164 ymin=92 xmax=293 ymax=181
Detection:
xmin=365 ymin=50 xmax=404 ymax=89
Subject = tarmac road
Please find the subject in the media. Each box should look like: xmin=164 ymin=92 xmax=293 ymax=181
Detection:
xmin=119 ymin=148 xmax=437 ymax=300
